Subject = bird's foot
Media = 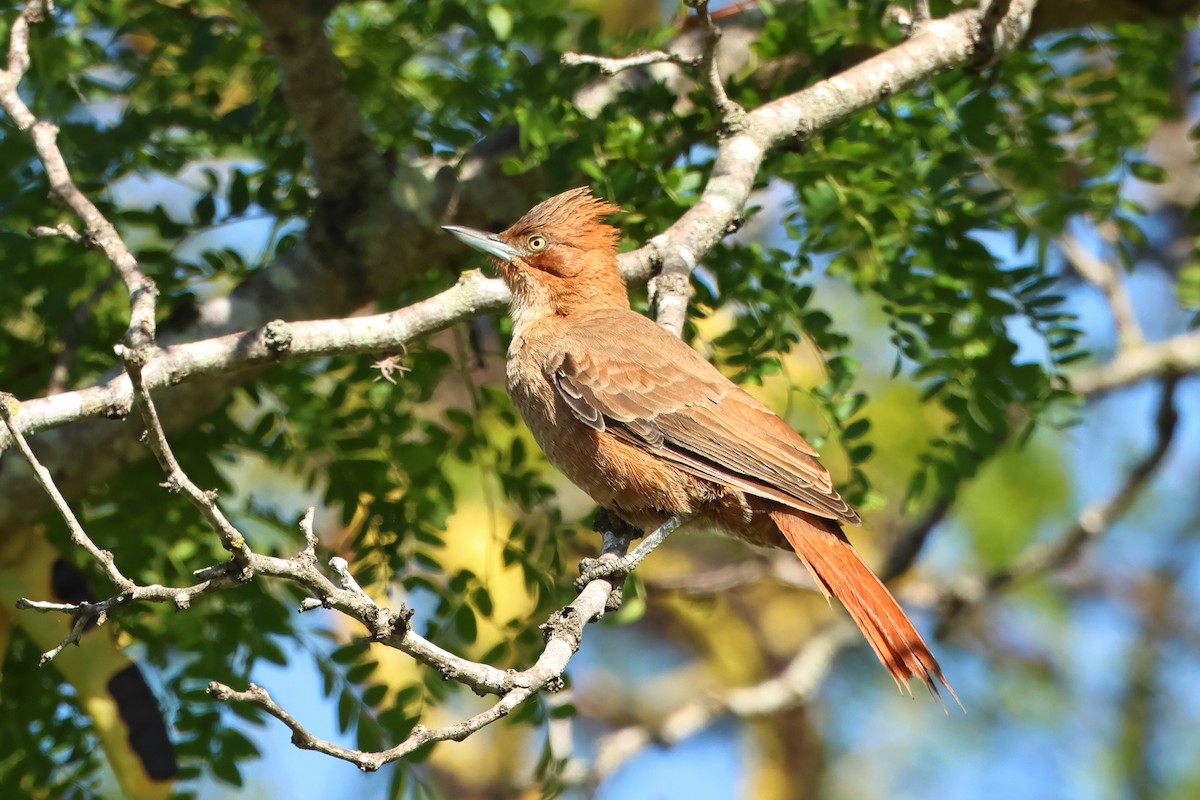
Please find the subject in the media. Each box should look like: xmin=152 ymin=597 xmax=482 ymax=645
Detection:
xmin=576 ymin=555 xmax=627 ymax=611
xmin=574 ymin=512 xmax=693 ymax=610
xmin=574 ymin=510 xmax=643 ymax=608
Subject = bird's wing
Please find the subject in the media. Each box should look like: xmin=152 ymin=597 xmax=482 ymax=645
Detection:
xmin=547 ymin=311 xmax=860 ymax=524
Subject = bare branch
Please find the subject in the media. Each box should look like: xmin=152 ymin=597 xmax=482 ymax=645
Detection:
xmin=0 ymin=269 xmax=509 ymax=451
xmin=912 ymin=0 xmax=932 ymax=25
xmin=0 ymin=392 xmax=138 ymax=596
xmin=646 ymin=0 xmax=746 ymax=336
xmin=29 ymin=222 xmax=85 ymax=244
xmin=589 ymin=625 xmax=859 ymax=784
xmin=206 ymin=677 xmax=535 ymax=772
xmin=562 ymin=50 xmax=697 ymax=75
xmin=117 ymin=344 xmax=255 ymax=565
xmin=0 ymin=0 xmax=158 ymax=350
xmin=938 ymin=375 xmax=1181 ymax=631
xmin=1071 ymin=331 xmax=1200 ymax=398
xmin=209 ymin=516 xmax=680 ymax=770
xmin=689 ymin=0 xmax=747 ymax=129
xmin=1059 ymin=233 xmax=1144 ymax=350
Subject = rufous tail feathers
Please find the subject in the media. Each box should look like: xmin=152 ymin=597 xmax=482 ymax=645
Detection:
xmin=770 ymin=508 xmax=959 ymax=706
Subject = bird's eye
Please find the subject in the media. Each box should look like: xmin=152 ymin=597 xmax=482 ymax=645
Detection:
xmin=527 ymin=235 xmax=547 ymax=251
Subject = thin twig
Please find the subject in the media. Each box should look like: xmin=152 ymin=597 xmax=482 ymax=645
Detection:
xmin=588 ymin=625 xmax=858 ymax=785
xmin=912 ymin=0 xmax=932 ymax=24
xmin=116 ymin=345 xmax=255 ymax=566
xmin=1059 ymin=232 xmax=1144 ymax=350
xmin=689 ymin=0 xmax=747 ymax=130
xmin=206 ymin=679 xmax=532 ymax=771
xmin=561 ymin=50 xmax=697 ymax=75
xmin=0 ymin=392 xmax=137 ymax=595
xmin=0 ymin=0 xmax=158 ymax=350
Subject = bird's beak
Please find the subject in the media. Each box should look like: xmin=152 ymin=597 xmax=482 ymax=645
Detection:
xmin=442 ymin=225 xmax=521 ymax=264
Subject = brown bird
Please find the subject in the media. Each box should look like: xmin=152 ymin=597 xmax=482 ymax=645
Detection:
xmin=445 ymin=187 xmax=954 ymax=700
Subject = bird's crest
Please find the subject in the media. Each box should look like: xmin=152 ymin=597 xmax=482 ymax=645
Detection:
xmin=505 ymin=187 xmax=623 ymax=252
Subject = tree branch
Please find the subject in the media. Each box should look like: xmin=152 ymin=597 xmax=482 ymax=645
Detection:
xmin=1060 ymin=232 xmax=1144 ymax=350
xmin=0 ymin=269 xmax=509 ymax=451
xmin=243 ymin=0 xmax=383 ymax=200
xmin=207 ymin=516 xmax=683 ymax=770
xmin=562 ymin=50 xmax=697 ymax=75
xmin=1070 ymin=331 xmax=1200 ymax=397
xmin=0 ymin=0 xmax=158 ymax=350
xmin=645 ymin=0 xmax=746 ymax=336
xmin=937 ymin=374 xmax=1181 ymax=632
xmin=587 ymin=624 xmax=859 ymax=785
xmin=116 ymin=345 xmax=255 ymax=566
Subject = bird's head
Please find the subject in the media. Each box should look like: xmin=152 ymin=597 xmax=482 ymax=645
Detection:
xmin=444 ymin=187 xmax=629 ymax=325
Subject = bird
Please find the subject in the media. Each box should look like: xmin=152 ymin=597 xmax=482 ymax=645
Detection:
xmin=444 ymin=187 xmax=955 ymax=700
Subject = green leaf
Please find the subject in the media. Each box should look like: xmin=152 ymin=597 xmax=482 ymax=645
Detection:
xmin=229 ymin=169 xmax=250 ymax=216
xmin=486 ymin=6 xmax=513 ymax=41
xmin=194 ymin=191 xmax=216 ymax=225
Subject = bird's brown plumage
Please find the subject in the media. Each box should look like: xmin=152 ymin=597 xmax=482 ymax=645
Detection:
xmin=445 ymin=187 xmax=955 ymax=700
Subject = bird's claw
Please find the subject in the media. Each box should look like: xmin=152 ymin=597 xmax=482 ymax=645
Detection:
xmin=575 ymin=554 xmax=629 ymax=609
xmin=575 ymin=553 xmax=630 ymax=587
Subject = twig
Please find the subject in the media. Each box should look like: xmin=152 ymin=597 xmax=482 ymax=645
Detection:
xmin=206 ymin=678 xmax=529 ymax=771
xmin=116 ymin=345 xmax=255 ymax=566
xmin=29 ymin=222 xmax=85 ymax=244
xmin=1071 ymin=330 xmax=1200 ymax=398
xmin=912 ymin=0 xmax=932 ymax=25
xmin=938 ymin=375 xmax=1181 ymax=632
xmin=0 ymin=392 xmax=138 ymax=596
xmin=689 ymin=0 xmax=747 ymax=130
xmin=1059 ymin=233 xmax=1144 ymax=350
xmin=561 ymin=50 xmax=697 ymax=75
xmin=0 ymin=0 xmax=158 ymax=350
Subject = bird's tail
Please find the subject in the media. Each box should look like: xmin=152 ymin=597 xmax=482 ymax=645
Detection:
xmin=770 ymin=508 xmax=958 ymax=705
